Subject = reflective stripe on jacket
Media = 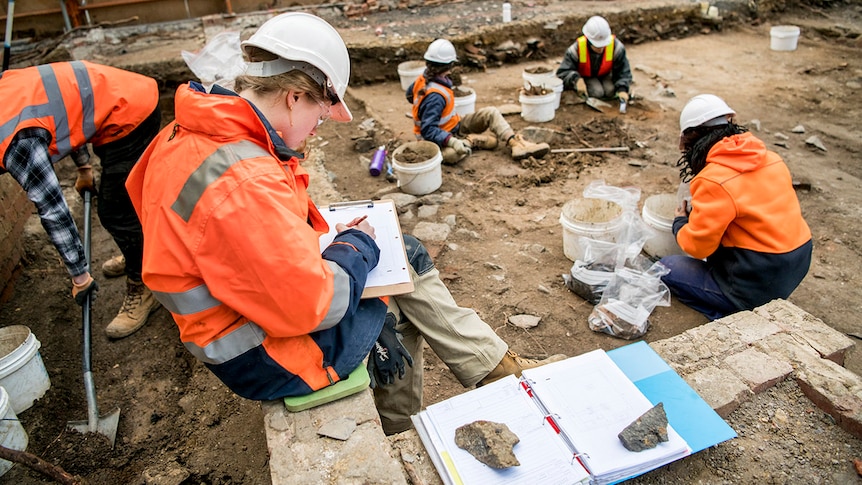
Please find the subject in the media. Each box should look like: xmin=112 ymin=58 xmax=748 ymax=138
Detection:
xmin=576 ymin=35 xmax=615 ymax=78
xmin=411 ymin=76 xmax=460 ymax=136
xmin=0 ymin=60 xmax=158 ymax=168
xmin=126 ymin=83 xmax=383 ymax=399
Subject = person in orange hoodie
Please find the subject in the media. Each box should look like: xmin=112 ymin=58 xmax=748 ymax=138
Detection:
xmin=659 ymin=94 xmax=812 ymax=320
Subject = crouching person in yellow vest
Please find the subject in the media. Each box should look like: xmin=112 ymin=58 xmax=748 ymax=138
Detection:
xmin=0 ymin=61 xmax=162 ymax=338
xmin=556 ymin=16 xmax=632 ymax=103
xmin=126 ymin=13 xmax=565 ymax=435
xmin=407 ymin=39 xmax=550 ymax=165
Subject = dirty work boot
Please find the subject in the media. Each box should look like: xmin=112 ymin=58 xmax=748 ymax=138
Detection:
xmin=508 ymin=134 xmax=551 ymax=160
xmin=477 ymin=350 xmax=567 ymax=386
xmin=105 ymin=278 xmax=161 ymax=339
xmin=465 ymin=133 xmax=498 ymax=150
xmin=101 ymin=255 xmax=126 ymax=278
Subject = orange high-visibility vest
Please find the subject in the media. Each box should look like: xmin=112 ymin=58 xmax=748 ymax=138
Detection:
xmin=0 ymin=60 xmax=158 ymax=168
xmin=411 ymin=76 xmax=460 ymax=136
xmin=576 ymin=35 xmax=615 ymax=78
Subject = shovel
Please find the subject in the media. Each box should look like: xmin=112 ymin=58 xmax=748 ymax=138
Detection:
xmin=67 ymin=190 xmax=121 ymax=448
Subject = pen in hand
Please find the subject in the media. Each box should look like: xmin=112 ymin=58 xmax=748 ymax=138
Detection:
xmin=346 ymin=215 xmax=368 ymax=228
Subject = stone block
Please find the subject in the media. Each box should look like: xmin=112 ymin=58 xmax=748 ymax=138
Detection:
xmin=649 ymin=333 xmax=715 ymax=375
xmin=723 ymin=348 xmax=793 ymax=394
xmin=684 ymin=366 xmax=752 ymax=418
xmin=720 ymin=310 xmax=782 ymax=344
xmin=685 ymin=319 xmax=747 ymax=358
xmin=754 ymin=299 xmax=854 ymax=365
xmin=263 ymin=389 xmax=408 ymax=485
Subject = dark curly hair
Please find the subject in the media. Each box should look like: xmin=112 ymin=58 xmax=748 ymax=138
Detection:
xmin=676 ymin=122 xmax=748 ymax=182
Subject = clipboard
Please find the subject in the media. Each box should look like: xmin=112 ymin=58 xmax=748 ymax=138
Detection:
xmin=319 ymin=199 xmax=414 ymax=298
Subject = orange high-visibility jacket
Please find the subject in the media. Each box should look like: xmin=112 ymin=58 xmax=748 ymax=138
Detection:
xmin=126 ymin=83 xmax=383 ymax=399
xmin=411 ymin=75 xmax=460 ymax=136
xmin=576 ymin=35 xmax=615 ymax=78
xmin=0 ymin=60 xmax=158 ymax=168
xmin=675 ymin=132 xmax=812 ymax=309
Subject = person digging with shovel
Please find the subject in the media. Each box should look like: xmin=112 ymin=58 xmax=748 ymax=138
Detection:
xmin=406 ymin=38 xmax=550 ymax=165
xmin=556 ymin=16 xmax=632 ymax=110
xmin=0 ymin=61 xmax=162 ymax=339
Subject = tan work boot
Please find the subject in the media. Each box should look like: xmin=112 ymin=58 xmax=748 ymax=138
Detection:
xmin=105 ymin=278 xmax=161 ymax=339
xmin=465 ymin=133 xmax=498 ymax=150
xmin=101 ymin=255 xmax=126 ymax=278
xmin=508 ymin=134 xmax=551 ymax=160
xmin=477 ymin=350 xmax=567 ymax=386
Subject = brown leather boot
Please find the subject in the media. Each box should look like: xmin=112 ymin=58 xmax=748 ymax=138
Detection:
xmin=508 ymin=134 xmax=550 ymax=160
xmin=477 ymin=350 xmax=567 ymax=386
xmin=101 ymin=255 xmax=126 ymax=278
xmin=465 ymin=133 xmax=498 ymax=150
xmin=105 ymin=278 xmax=161 ymax=339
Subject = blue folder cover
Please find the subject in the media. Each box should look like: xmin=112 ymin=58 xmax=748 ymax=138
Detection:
xmin=608 ymin=341 xmax=737 ymax=454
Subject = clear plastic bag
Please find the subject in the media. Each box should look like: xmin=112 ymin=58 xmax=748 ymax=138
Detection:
xmin=181 ymin=31 xmax=246 ymax=91
xmin=563 ymin=238 xmax=621 ymax=303
xmin=583 ymin=179 xmax=641 ymax=213
xmin=587 ymin=261 xmax=671 ymax=339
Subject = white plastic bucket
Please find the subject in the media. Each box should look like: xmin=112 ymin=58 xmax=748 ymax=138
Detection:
xmin=391 ymin=141 xmax=443 ymax=195
xmin=559 ymin=198 xmax=624 ymax=262
xmin=453 ymin=86 xmax=476 ymax=117
xmin=545 ymin=77 xmax=564 ymax=110
xmin=770 ymin=25 xmax=800 ymax=51
xmin=0 ymin=325 xmax=51 ymax=414
xmin=397 ymin=60 xmax=426 ymax=91
xmin=641 ymin=193 xmax=684 ymax=259
xmin=519 ymin=91 xmax=556 ymax=123
xmin=522 ymin=66 xmax=556 ymax=90
xmin=0 ymin=386 xmax=28 ymax=477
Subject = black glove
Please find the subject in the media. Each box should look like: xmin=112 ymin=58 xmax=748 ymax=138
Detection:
xmin=367 ymin=312 xmax=413 ymax=388
xmin=71 ymin=273 xmax=99 ymax=306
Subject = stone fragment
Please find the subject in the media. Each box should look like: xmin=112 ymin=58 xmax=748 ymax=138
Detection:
xmin=805 ymin=135 xmax=827 ymax=151
xmin=618 ymin=402 xmax=669 ymax=452
xmin=509 ymin=314 xmax=541 ymax=329
xmin=791 ymin=124 xmax=805 ymax=133
xmin=454 ymin=420 xmax=520 ymax=468
xmin=317 ymin=417 xmax=356 ymax=441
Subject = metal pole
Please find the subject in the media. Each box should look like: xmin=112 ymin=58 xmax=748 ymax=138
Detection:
xmin=2 ymin=0 xmax=14 ymax=72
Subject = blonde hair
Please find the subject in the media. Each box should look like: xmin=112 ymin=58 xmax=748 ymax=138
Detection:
xmin=233 ymin=46 xmax=325 ymax=103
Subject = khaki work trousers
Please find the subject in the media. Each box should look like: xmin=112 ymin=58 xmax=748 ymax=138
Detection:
xmin=441 ymin=106 xmax=516 ymax=164
xmin=372 ymin=263 xmax=508 ymax=434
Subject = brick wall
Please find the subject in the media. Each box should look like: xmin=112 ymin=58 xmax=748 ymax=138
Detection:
xmin=0 ymin=176 xmax=31 ymax=305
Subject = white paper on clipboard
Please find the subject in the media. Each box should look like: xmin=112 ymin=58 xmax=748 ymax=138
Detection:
xmin=319 ymin=199 xmax=414 ymax=298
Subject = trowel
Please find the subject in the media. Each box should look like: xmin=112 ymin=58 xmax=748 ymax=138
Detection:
xmin=67 ymin=190 xmax=121 ymax=448
xmin=583 ymin=96 xmax=612 ymax=113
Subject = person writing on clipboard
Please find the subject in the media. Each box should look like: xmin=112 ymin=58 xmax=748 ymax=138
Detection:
xmin=125 ymin=13 xmax=565 ymax=435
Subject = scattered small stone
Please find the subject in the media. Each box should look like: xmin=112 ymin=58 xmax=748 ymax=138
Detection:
xmin=509 ymin=314 xmax=541 ymax=329
xmin=537 ymin=284 xmax=551 ymax=294
xmin=618 ymin=402 xmax=669 ymax=452
xmin=417 ymin=204 xmax=439 ymax=219
xmin=805 ymin=136 xmax=827 ymax=151
xmin=317 ymin=417 xmax=356 ymax=441
xmin=749 ymin=119 xmax=761 ymax=131
xmin=454 ymin=420 xmax=521 ymax=469
xmin=791 ymin=124 xmax=806 ymax=134
xmin=774 ymin=142 xmax=789 ymax=149
xmin=628 ymin=160 xmax=645 ymax=167
xmin=484 ymin=262 xmax=504 ymax=270
xmin=774 ymin=132 xmax=789 ymax=140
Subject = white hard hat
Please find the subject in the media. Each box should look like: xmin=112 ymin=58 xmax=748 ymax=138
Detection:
xmin=424 ymin=39 xmax=457 ymax=64
xmin=583 ymin=16 xmax=612 ymax=48
xmin=241 ymin=12 xmax=353 ymax=122
xmin=679 ymin=94 xmax=736 ymax=134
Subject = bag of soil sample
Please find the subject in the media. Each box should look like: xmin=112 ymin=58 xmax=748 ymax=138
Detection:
xmin=563 ymin=237 xmax=619 ymax=304
xmin=587 ymin=261 xmax=671 ymax=339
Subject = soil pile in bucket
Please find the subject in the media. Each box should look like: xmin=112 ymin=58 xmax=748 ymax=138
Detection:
xmin=395 ymin=145 xmax=430 ymax=165
xmin=454 ymin=86 xmax=473 ymax=97
xmin=524 ymin=66 xmax=553 ymax=75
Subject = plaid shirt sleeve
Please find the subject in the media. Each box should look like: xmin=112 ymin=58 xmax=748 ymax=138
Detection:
xmin=5 ymin=133 xmax=88 ymax=277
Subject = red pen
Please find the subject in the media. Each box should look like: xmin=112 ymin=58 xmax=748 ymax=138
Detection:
xmin=346 ymin=215 xmax=368 ymax=227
